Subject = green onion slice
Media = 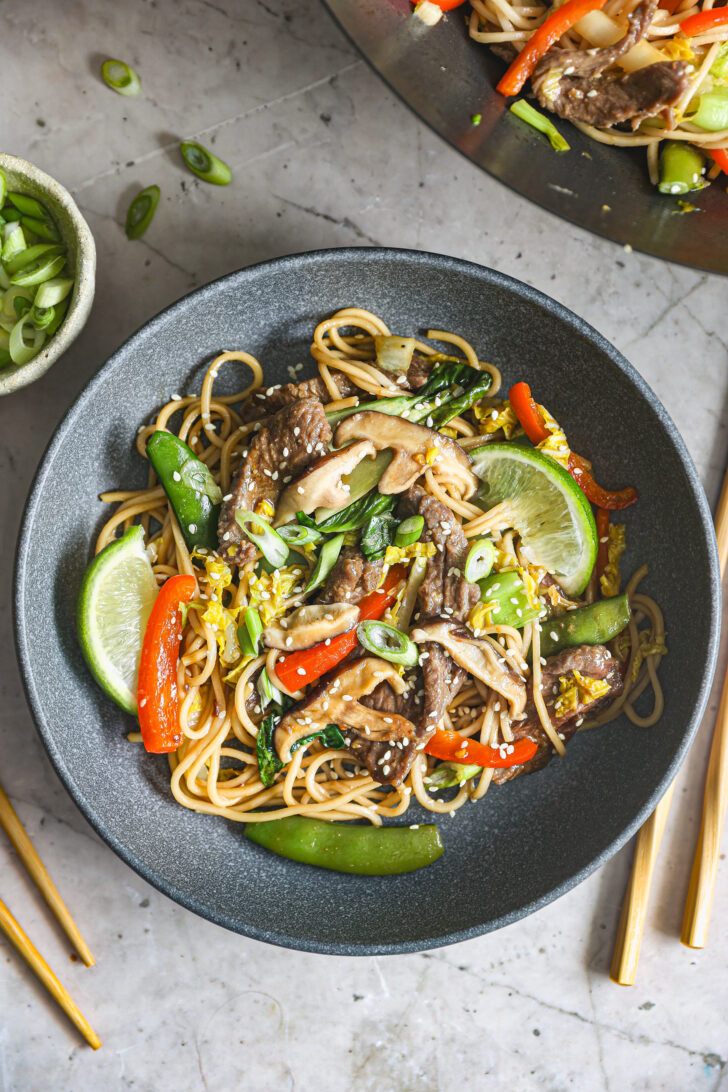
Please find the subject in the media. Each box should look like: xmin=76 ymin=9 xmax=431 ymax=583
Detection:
xmin=2 ymin=222 xmax=27 ymax=263
xmin=237 ymin=606 xmax=263 ymax=656
xmin=7 ymin=192 xmax=49 ymax=219
xmin=1 ymin=207 xmax=22 ymax=222
xmin=31 ymin=305 xmax=55 ymax=329
xmin=305 ymin=533 xmax=345 ymax=594
xmin=179 ymin=141 xmax=232 ymax=186
xmin=235 ymin=509 xmax=290 ymax=568
xmin=21 ymin=215 xmax=60 ymax=242
xmin=257 ymin=667 xmax=283 ymax=710
xmin=101 ymin=58 xmax=142 ymax=97
xmin=463 ymin=538 xmax=495 ymax=583
xmin=13 ymin=296 xmax=31 ymax=319
xmin=125 ymin=185 xmax=160 ymax=239
xmin=510 ymin=99 xmax=570 ymax=152
xmin=9 ymin=253 xmax=66 ymax=287
xmin=357 ymin=621 xmax=419 ymax=667
xmin=9 ymin=311 xmax=46 ymax=365
xmin=34 ymin=277 xmax=73 ymax=308
xmin=277 ymin=523 xmax=322 ymax=547
xmin=4 ymin=243 xmax=63 ymax=275
xmin=425 ymin=762 xmax=481 ymax=790
xmin=0 ymin=169 xmax=6 ymax=209
xmin=394 ymin=515 xmax=424 ymax=548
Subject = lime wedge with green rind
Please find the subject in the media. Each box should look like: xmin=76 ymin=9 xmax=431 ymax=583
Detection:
xmin=469 ymin=443 xmax=597 ymax=596
xmin=76 ymin=524 xmax=158 ymax=714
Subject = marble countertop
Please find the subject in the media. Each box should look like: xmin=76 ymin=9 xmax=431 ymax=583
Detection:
xmin=1 ymin=1 xmax=727 ymax=1089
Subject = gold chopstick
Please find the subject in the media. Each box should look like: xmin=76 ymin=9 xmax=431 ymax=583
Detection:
xmin=0 ymin=782 xmax=94 ymax=966
xmin=0 ymin=897 xmax=101 ymax=1049
xmin=611 ymin=465 xmax=728 ymax=981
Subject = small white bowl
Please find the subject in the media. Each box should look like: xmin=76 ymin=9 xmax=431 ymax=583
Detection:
xmin=0 ymin=153 xmax=96 ymax=397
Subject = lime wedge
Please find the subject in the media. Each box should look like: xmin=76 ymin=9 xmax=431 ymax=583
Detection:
xmin=469 ymin=443 xmax=597 ymax=595
xmin=76 ymin=525 xmax=158 ymax=714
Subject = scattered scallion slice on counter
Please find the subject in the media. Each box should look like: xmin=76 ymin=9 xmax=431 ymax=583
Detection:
xmin=0 ymin=175 xmax=74 ymax=368
xmin=357 ymin=620 xmax=419 ymax=667
xmin=125 ymin=185 xmax=160 ymax=239
xmin=101 ymin=58 xmax=142 ymax=97
xmin=179 ymin=141 xmax=232 ymax=186
xmin=509 ymin=99 xmax=570 ymax=152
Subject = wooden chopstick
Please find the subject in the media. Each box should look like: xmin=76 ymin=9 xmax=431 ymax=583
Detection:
xmin=0 ymin=897 xmax=101 ymax=1049
xmin=0 ymin=782 xmax=94 ymax=966
xmin=681 ymin=469 xmax=728 ymax=947
xmin=610 ymin=782 xmax=675 ymax=985
xmin=611 ymin=466 xmax=728 ymax=981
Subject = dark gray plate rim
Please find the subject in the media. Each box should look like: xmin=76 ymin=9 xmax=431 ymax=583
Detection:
xmin=320 ymin=0 xmax=728 ymax=278
xmin=13 ymin=247 xmax=721 ymax=954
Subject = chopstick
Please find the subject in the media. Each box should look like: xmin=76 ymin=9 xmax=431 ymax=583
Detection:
xmin=681 ymin=470 xmax=728 ymax=948
xmin=0 ymin=897 xmax=101 ymax=1050
xmin=0 ymin=782 xmax=94 ymax=966
xmin=610 ymin=782 xmax=675 ymax=985
xmin=611 ymin=465 xmax=728 ymax=982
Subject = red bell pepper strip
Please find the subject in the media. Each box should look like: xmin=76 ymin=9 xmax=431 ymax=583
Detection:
xmin=567 ymin=452 xmax=638 ymax=510
xmin=595 ymin=507 xmax=610 ymax=589
xmin=496 ymin=0 xmax=609 ymax=96
xmin=424 ymin=728 xmax=538 ymax=768
xmin=137 ymin=574 xmax=196 ymax=754
xmin=272 ymin=566 xmax=407 ymax=692
xmin=710 ymin=148 xmax=728 ymax=176
xmin=418 ymin=0 xmax=467 ymax=9
xmin=508 ymin=381 xmax=551 ymax=444
xmin=680 ymin=8 xmax=728 ymax=35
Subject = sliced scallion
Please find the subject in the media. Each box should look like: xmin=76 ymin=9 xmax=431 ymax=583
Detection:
xmin=357 ymin=620 xmax=419 ymax=668
xmin=180 ymin=141 xmax=232 ymax=186
xmin=305 ymin=533 xmax=345 ymax=594
xmin=13 ymin=296 xmax=31 ymax=319
xmin=510 ymin=99 xmax=570 ymax=153
xmin=4 ymin=243 xmax=62 ymax=276
xmin=0 ymin=170 xmax=6 ymax=210
xmin=277 ymin=523 xmax=322 ymax=547
xmin=463 ymin=538 xmax=495 ymax=583
xmin=30 ymin=305 xmax=55 ymax=329
xmin=20 ymin=215 xmax=60 ymax=242
xmin=257 ymin=667 xmax=284 ymax=710
xmin=44 ymin=297 xmax=69 ymax=338
xmin=9 ymin=312 xmax=45 ymax=365
xmin=2 ymin=222 xmax=27 ymax=263
xmin=34 ymin=277 xmax=73 ymax=308
xmin=235 ymin=509 xmax=290 ymax=568
xmin=101 ymin=58 xmax=142 ymax=97
xmin=125 ymin=185 xmax=160 ymax=239
xmin=237 ymin=606 xmax=263 ymax=656
xmin=9 ymin=252 xmax=66 ymax=287
xmin=7 ymin=192 xmax=49 ymax=219
xmin=394 ymin=515 xmax=424 ymax=548
xmin=1 ymin=207 xmax=21 ymax=222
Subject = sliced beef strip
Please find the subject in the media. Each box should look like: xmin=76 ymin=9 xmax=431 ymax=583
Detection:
xmin=240 ymin=375 xmax=360 ymax=424
xmin=531 ymin=0 xmax=688 ymax=128
xmin=400 ymin=484 xmax=480 ymax=622
xmin=240 ymin=354 xmax=434 ymax=423
xmin=318 ymin=547 xmax=385 ymax=605
xmin=493 ymin=644 xmax=625 ymax=785
xmin=217 ymin=398 xmax=331 ymax=567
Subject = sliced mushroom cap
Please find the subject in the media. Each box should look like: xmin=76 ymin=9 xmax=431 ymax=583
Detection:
xmin=274 ymin=656 xmax=416 ymax=763
xmin=412 ymin=619 xmax=527 ymax=718
xmin=274 ymin=440 xmax=376 ymax=527
xmin=334 ymin=411 xmax=478 ymax=498
xmin=263 ymin=602 xmax=360 ymax=652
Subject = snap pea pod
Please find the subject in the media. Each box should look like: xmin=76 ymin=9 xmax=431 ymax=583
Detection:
xmin=538 ymin=594 xmax=631 ymax=659
xmin=146 ymin=430 xmax=222 ymax=550
xmin=245 ymin=815 xmax=444 ymax=874
xmin=477 ymin=570 xmax=542 ymax=630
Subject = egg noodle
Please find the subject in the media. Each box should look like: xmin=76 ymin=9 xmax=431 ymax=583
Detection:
xmin=96 ymin=308 xmax=666 ymax=825
xmin=468 ymin=0 xmax=728 ymax=186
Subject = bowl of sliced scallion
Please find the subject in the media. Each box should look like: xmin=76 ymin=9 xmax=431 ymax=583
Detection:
xmin=0 ymin=153 xmax=96 ymax=396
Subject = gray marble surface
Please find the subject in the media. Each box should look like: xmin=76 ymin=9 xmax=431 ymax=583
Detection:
xmin=1 ymin=1 xmax=727 ymax=1089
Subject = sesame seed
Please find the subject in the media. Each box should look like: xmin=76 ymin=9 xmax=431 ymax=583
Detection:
xmin=188 ymin=523 xmax=197 ymax=533
xmin=297 ymin=486 xmax=304 ymax=494
xmin=296 ymin=667 xmax=306 ymax=676
xmin=172 ymin=471 xmax=181 ymax=482
xmin=550 ymin=631 xmax=558 ymax=641
xmin=382 ymin=765 xmax=391 ymax=775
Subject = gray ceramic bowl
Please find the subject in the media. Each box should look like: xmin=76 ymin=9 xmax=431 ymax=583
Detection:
xmin=0 ymin=153 xmax=96 ymax=396
xmin=14 ymin=248 xmax=720 ymax=954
